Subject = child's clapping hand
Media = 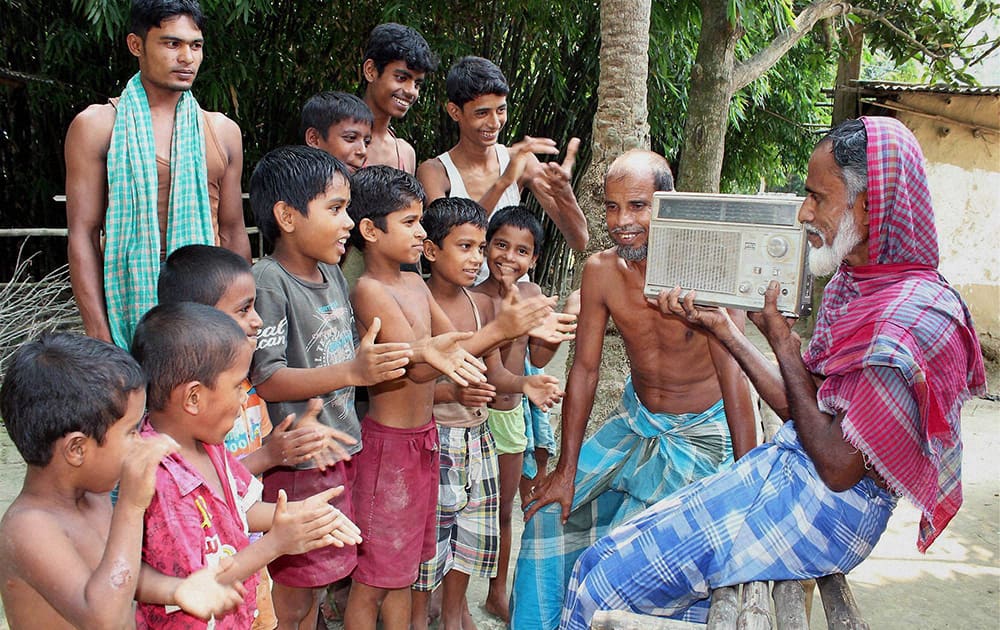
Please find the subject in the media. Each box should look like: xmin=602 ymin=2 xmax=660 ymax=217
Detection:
xmin=265 ymin=398 xmax=358 ymax=470
xmin=269 ymin=486 xmax=362 ymax=556
xmin=117 ymin=433 xmax=179 ymax=511
xmin=172 ymin=557 xmax=246 ymax=621
xmin=522 ymin=374 xmax=564 ymax=412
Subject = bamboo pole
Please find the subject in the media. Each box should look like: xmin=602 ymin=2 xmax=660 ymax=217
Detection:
xmin=772 ymin=581 xmax=809 ymax=630
xmin=817 ymin=574 xmax=869 ymax=630
xmin=707 ymin=586 xmax=740 ymax=628
xmin=591 ymin=609 xmax=705 ymax=629
xmin=737 ymin=581 xmax=772 ymax=630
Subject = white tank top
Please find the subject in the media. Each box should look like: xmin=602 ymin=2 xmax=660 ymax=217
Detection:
xmin=437 ymin=145 xmax=525 ymax=284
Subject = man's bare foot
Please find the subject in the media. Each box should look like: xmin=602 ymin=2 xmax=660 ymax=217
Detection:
xmin=483 ymin=592 xmax=510 ymax=623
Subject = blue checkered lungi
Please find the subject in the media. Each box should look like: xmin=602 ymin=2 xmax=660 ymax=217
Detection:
xmin=512 ymin=379 xmax=734 ymax=629
xmin=561 ymin=420 xmax=897 ymax=629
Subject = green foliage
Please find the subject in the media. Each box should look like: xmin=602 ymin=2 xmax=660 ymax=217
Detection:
xmin=0 ymin=0 xmax=993 ymax=283
xmin=854 ymin=0 xmax=999 ymax=84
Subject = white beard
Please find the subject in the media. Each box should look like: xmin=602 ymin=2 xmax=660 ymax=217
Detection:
xmin=806 ymin=209 xmax=862 ymax=277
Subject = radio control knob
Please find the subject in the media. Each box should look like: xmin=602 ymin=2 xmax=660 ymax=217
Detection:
xmin=766 ymin=236 xmax=789 ymax=258
xmin=757 ymin=285 xmax=767 ymax=295
xmin=738 ymin=282 xmax=752 ymax=294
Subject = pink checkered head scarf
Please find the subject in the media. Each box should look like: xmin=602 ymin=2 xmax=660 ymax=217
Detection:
xmin=803 ymin=116 xmax=986 ymax=551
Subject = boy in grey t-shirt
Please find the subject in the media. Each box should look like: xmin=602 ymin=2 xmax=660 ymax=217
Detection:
xmin=248 ymin=146 xmax=414 ymax=628
xmin=252 ymin=256 xmax=362 ymax=451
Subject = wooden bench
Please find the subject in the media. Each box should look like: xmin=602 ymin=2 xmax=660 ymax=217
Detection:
xmin=591 ymin=573 xmax=868 ymax=629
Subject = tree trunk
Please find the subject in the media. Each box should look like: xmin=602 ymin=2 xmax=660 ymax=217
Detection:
xmin=676 ymin=0 xmax=738 ymax=193
xmin=832 ymin=23 xmax=865 ymax=124
xmin=566 ymin=0 xmax=651 ymax=437
xmin=678 ymin=0 xmax=850 ymax=193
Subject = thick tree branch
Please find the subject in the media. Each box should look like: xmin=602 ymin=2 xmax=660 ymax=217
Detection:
xmin=851 ymin=7 xmax=950 ymax=62
xmin=732 ymin=0 xmax=852 ymax=92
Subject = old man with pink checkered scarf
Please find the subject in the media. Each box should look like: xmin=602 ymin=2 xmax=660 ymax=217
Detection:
xmin=561 ymin=116 xmax=987 ymax=628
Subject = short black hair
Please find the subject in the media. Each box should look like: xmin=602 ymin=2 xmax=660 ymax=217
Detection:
xmin=422 ymin=197 xmax=487 ymax=247
xmin=158 ymin=244 xmax=251 ymax=307
xmin=130 ymin=0 xmax=205 ymax=39
xmin=131 ymin=302 xmax=248 ymax=412
xmin=249 ymin=145 xmax=351 ymax=248
xmin=363 ymin=22 xmax=439 ymax=74
xmin=0 ymin=333 xmax=145 ymax=467
xmin=446 ymin=56 xmax=509 ymax=108
xmin=348 ymin=165 xmax=425 ymax=250
xmin=300 ymin=91 xmax=374 ymax=142
xmin=486 ymin=205 xmax=544 ymax=257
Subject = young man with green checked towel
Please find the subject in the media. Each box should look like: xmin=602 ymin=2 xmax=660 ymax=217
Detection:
xmin=65 ymin=0 xmax=250 ymax=349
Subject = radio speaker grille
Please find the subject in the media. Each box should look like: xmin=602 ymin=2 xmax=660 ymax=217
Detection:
xmin=647 ymin=227 xmax=741 ymax=293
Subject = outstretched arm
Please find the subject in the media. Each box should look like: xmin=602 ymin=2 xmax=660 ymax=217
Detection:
xmin=752 ymin=282 xmax=868 ymax=491
xmin=523 ymin=138 xmax=589 ymax=251
xmin=523 ymin=257 xmax=608 ymax=523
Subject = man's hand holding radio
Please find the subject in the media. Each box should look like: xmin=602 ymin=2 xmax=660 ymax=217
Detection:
xmin=651 ymin=286 xmax=738 ymax=341
xmin=745 ymin=281 xmax=802 ymax=356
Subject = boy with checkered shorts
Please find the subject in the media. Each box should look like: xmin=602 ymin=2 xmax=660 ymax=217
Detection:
xmin=413 ymin=197 xmax=564 ymax=629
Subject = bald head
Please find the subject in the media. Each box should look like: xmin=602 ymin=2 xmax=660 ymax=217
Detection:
xmin=605 ymin=149 xmax=674 ymax=192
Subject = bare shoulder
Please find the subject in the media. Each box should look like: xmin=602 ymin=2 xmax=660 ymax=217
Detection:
xmin=0 ymin=498 xmax=75 ymax=562
xmin=66 ymin=103 xmax=115 ymax=151
xmin=416 ymin=156 xmax=446 ymax=182
xmin=469 ymin=290 xmax=496 ymax=321
xmin=351 ymin=274 xmax=389 ymax=302
xmin=516 ymin=280 xmax=543 ymax=298
xmin=582 ymin=248 xmax=622 ymax=280
xmin=397 ymin=137 xmax=417 ymax=173
xmin=204 ymin=111 xmax=242 ymax=155
xmin=405 ymin=269 xmax=430 ymax=287
xmin=205 ymin=110 xmax=240 ymax=136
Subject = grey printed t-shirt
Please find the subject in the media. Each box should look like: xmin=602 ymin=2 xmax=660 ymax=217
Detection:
xmin=251 ymin=257 xmax=362 ymax=463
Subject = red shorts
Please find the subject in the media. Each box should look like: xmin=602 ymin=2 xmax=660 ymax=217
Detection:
xmin=350 ymin=417 xmax=439 ymax=589
xmin=262 ymin=461 xmax=357 ymax=588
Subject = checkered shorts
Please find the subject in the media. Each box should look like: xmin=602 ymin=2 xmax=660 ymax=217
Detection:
xmin=413 ymin=422 xmax=500 ymax=591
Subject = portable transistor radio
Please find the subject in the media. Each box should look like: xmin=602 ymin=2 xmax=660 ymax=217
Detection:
xmin=643 ymin=192 xmax=814 ymax=316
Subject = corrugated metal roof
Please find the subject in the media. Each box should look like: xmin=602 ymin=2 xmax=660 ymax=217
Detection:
xmin=853 ymin=80 xmax=1000 ymax=96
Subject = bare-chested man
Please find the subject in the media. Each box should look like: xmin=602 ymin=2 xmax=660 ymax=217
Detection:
xmin=509 ymin=149 xmax=757 ymax=630
xmin=360 ymin=23 xmax=438 ymax=174
xmin=65 ymin=0 xmax=250 ymax=349
xmin=417 ymin=55 xmax=588 ymax=284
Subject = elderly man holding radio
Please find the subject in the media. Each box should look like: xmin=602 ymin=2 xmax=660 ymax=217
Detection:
xmin=559 ymin=117 xmax=987 ymax=628
xmin=510 ymin=149 xmax=758 ymax=629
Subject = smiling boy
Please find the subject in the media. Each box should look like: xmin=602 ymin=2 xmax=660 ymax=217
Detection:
xmin=301 ymin=91 xmax=374 ymax=174
xmin=417 ymin=56 xmax=588 ymax=279
xmin=360 ymin=23 xmax=439 ymax=174
xmin=0 ymin=334 xmax=246 ymax=630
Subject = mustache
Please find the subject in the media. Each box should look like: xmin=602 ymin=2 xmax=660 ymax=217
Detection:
xmin=610 ymin=224 xmax=645 ymax=235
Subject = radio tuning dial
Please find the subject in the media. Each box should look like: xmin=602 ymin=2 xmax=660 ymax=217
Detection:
xmin=766 ymin=236 xmax=789 ymax=258
xmin=738 ymin=282 xmax=752 ymax=294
